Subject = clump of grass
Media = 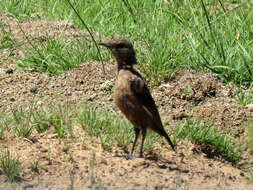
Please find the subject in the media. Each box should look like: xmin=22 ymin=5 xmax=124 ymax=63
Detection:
xmin=0 ymin=111 xmax=11 ymax=139
xmin=12 ymin=107 xmax=32 ymax=138
xmin=30 ymin=159 xmax=40 ymax=174
xmin=11 ymin=105 xmax=75 ymax=138
xmin=31 ymin=108 xmax=52 ymax=133
xmin=236 ymin=89 xmax=253 ymax=106
xmin=77 ymin=106 xmax=158 ymax=152
xmin=33 ymin=105 xmax=75 ymax=138
xmin=19 ymin=38 xmax=97 ymax=75
xmin=0 ymin=150 xmax=22 ymax=182
xmin=77 ymin=107 xmax=132 ymax=151
xmin=49 ymin=105 xmax=75 ymax=138
xmin=174 ymin=121 xmax=242 ymax=163
xmin=0 ymin=30 xmax=17 ymax=50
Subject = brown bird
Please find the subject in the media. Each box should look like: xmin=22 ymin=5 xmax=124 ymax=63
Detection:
xmin=99 ymin=36 xmax=175 ymax=158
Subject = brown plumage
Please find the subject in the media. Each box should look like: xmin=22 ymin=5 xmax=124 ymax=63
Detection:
xmin=99 ymin=36 xmax=175 ymax=158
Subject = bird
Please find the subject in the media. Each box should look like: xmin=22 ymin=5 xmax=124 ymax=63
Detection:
xmin=99 ymin=36 xmax=175 ymax=158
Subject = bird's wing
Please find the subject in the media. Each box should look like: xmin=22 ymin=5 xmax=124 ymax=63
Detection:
xmin=130 ymin=75 xmax=162 ymax=124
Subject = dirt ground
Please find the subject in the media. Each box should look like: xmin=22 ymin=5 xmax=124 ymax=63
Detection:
xmin=0 ymin=13 xmax=253 ymax=190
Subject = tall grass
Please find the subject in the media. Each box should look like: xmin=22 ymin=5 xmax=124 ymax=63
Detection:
xmin=19 ymin=38 xmax=94 ymax=74
xmin=0 ymin=0 xmax=252 ymax=84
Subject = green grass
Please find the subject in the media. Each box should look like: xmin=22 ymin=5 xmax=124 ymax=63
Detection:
xmin=0 ymin=112 xmax=11 ymax=140
xmin=19 ymin=38 xmax=100 ymax=75
xmin=10 ymin=105 xmax=75 ymax=138
xmin=174 ymin=120 xmax=243 ymax=163
xmin=77 ymin=107 xmax=133 ymax=151
xmin=30 ymin=160 xmax=40 ymax=174
xmin=77 ymin=106 xmax=242 ymax=163
xmin=0 ymin=0 xmax=252 ymax=84
xmin=236 ymin=89 xmax=253 ymax=106
xmin=0 ymin=30 xmax=17 ymax=50
xmin=77 ymin=106 xmax=159 ymax=152
xmin=0 ymin=150 xmax=22 ymax=182
xmin=12 ymin=107 xmax=33 ymax=138
xmin=30 ymin=108 xmax=52 ymax=133
xmin=49 ymin=105 xmax=75 ymax=138
xmin=0 ymin=105 xmax=244 ymax=163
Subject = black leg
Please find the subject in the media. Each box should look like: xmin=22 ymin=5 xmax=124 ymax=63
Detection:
xmin=139 ymin=128 xmax=147 ymax=158
xmin=128 ymin=128 xmax=140 ymax=159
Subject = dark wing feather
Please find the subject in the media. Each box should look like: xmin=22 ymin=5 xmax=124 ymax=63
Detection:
xmin=130 ymin=72 xmax=163 ymax=125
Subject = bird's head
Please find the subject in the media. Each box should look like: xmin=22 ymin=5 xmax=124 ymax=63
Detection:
xmin=99 ymin=36 xmax=137 ymax=65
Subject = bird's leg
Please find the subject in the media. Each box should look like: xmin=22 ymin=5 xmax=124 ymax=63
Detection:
xmin=139 ymin=128 xmax=147 ymax=158
xmin=127 ymin=128 xmax=140 ymax=159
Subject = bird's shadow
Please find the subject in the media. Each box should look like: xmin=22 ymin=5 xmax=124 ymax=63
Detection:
xmin=114 ymin=153 xmax=189 ymax=174
xmin=145 ymin=154 xmax=189 ymax=173
xmin=2 ymin=176 xmax=28 ymax=184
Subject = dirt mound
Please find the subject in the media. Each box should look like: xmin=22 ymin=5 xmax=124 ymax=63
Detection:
xmin=0 ymin=61 xmax=115 ymax=112
xmin=160 ymin=69 xmax=236 ymax=103
xmin=193 ymin=100 xmax=253 ymax=136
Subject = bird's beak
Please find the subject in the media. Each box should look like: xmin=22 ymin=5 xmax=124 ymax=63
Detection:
xmin=99 ymin=42 xmax=112 ymax=49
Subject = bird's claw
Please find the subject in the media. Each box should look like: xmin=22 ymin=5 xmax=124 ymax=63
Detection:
xmin=126 ymin=154 xmax=136 ymax=160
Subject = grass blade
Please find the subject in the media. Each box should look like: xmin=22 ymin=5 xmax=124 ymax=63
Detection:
xmin=65 ymin=0 xmax=105 ymax=75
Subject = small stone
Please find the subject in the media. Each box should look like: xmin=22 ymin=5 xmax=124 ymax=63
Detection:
xmin=23 ymin=184 xmax=34 ymax=189
xmin=6 ymin=68 xmax=14 ymax=74
xmin=36 ymin=101 xmax=43 ymax=105
xmin=30 ymin=87 xmax=38 ymax=94
xmin=100 ymin=158 xmax=108 ymax=165
xmin=246 ymin=104 xmax=253 ymax=111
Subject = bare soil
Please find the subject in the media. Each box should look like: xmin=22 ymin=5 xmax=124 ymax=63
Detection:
xmin=0 ymin=13 xmax=253 ymax=190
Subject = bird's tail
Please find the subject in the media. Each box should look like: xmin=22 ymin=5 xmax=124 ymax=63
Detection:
xmin=163 ymin=132 xmax=175 ymax=151
xmin=158 ymin=128 xmax=175 ymax=151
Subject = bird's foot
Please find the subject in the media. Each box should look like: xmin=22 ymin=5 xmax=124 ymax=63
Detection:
xmin=126 ymin=154 xmax=136 ymax=160
xmin=126 ymin=153 xmax=145 ymax=159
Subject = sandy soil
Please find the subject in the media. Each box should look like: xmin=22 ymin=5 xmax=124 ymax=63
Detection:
xmin=0 ymin=13 xmax=253 ymax=190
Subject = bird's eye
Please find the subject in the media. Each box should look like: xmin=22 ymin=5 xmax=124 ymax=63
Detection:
xmin=115 ymin=43 xmax=125 ymax=49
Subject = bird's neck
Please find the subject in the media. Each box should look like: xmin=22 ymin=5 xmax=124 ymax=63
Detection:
xmin=116 ymin=56 xmax=137 ymax=72
xmin=117 ymin=63 xmax=133 ymax=72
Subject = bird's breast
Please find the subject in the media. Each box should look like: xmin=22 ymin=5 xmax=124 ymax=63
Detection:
xmin=114 ymin=86 xmax=135 ymax=110
xmin=113 ymin=76 xmax=137 ymax=111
